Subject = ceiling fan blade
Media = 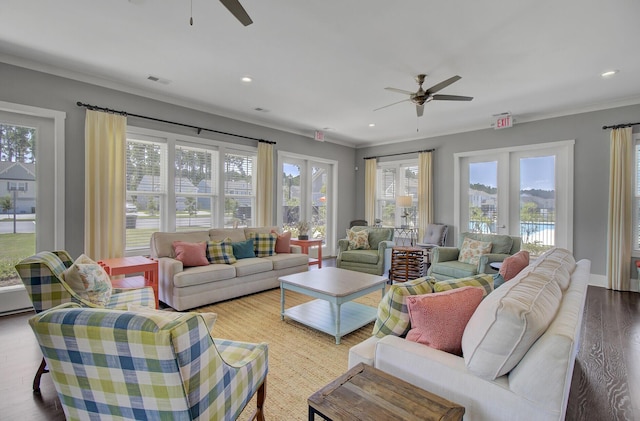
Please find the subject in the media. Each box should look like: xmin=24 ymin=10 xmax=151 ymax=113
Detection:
xmin=425 ymin=75 xmax=461 ymax=94
xmin=384 ymin=87 xmax=414 ymax=95
xmin=219 ymin=0 xmax=253 ymax=26
xmin=374 ymin=99 xmax=410 ymax=111
xmin=431 ymin=94 xmax=473 ymax=101
xmin=416 ymin=104 xmax=424 ymax=117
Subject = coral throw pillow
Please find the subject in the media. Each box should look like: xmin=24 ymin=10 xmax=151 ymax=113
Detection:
xmin=62 ymin=254 xmax=113 ymax=306
xmin=406 ymin=286 xmax=484 ymax=355
xmin=173 ymin=241 xmax=209 ymax=267
xmin=499 ymin=250 xmax=530 ymax=281
xmin=272 ymin=230 xmax=292 ymax=253
xmin=458 ymin=237 xmax=492 ymax=265
xmin=346 ymin=229 xmax=370 ymax=250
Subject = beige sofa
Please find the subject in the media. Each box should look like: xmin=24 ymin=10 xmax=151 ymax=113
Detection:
xmin=150 ymin=227 xmax=309 ymax=311
xmin=349 ymin=248 xmax=590 ymax=421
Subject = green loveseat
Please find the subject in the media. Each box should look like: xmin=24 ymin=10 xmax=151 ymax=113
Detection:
xmin=336 ymin=227 xmax=395 ymax=276
xmin=427 ymin=232 xmax=521 ymax=280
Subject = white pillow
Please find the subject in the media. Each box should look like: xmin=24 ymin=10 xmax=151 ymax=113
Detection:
xmin=62 ymin=254 xmax=112 ymax=306
xmin=461 ymin=251 xmax=567 ymax=379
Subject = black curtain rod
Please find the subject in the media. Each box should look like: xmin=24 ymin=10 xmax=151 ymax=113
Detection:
xmin=76 ymin=101 xmax=276 ymax=144
xmin=363 ymin=148 xmax=434 ymax=160
xmin=602 ymin=122 xmax=640 ymax=130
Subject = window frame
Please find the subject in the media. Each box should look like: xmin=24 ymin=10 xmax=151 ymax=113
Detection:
xmin=375 ymin=159 xmax=419 ymax=227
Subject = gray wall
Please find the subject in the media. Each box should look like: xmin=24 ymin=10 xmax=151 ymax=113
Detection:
xmin=0 ymin=62 xmax=357 ymax=258
xmin=355 ymin=104 xmax=640 ymax=276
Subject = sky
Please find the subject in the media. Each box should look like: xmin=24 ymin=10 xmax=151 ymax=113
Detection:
xmin=470 ymin=156 xmax=555 ymax=190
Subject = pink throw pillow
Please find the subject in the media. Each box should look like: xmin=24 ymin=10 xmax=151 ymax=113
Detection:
xmin=406 ymin=286 xmax=484 ymax=356
xmin=499 ymin=250 xmax=530 ymax=281
xmin=272 ymin=230 xmax=292 ymax=254
xmin=173 ymin=241 xmax=209 ymax=267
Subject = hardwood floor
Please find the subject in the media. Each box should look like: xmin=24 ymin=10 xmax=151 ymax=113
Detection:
xmin=1 ymin=282 xmax=638 ymax=420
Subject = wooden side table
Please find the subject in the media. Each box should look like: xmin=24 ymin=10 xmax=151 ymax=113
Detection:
xmin=290 ymin=238 xmax=324 ymax=268
xmin=390 ymin=246 xmax=426 ymax=283
xmin=309 ymin=363 xmax=464 ymax=420
xmin=98 ymin=256 xmax=159 ymax=308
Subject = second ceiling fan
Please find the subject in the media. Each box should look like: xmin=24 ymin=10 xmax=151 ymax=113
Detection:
xmin=376 ymin=74 xmax=473 ymax=117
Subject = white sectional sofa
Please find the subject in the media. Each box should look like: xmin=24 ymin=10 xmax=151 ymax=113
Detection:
xmin=348 ymin=248 xmax=590 ymax=421
xmin=150 ymin=227 xmax=309 ymax=310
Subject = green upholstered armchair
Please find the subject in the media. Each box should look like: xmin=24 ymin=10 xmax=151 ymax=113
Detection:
xmin=427 ymin=232 xmax=522 ymax=280
xmin=336 ymin=227 xmax=394 ymax=276
xmin=29 ymin=303 xmax=268 ymax=421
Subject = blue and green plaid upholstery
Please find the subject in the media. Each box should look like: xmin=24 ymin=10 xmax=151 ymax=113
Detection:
xmin=248 ymin=232 xmax=277 ymax=257
xmin=29 ymin=304 xmax=268 ymax=421
xmin=15 ymin=251 xmax=155 ymax=312
xmin=431 ymin=273 xmax=495 ymax=297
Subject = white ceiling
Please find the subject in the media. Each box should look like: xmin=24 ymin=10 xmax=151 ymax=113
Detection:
xmin=2 ymin=0 xmax=640 ymax=147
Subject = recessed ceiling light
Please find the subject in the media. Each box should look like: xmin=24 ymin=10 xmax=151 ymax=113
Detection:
xmin=601 ymin=70 xmax=619 ymax=78
xmin=241 ymin=76 xmax=253 ymax=83
xmin=369 ymin=123 xmax=376 ymax=127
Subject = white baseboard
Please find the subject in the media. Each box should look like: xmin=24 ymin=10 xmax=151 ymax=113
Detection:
xmin=588 ymin=273 xmax=640 ymax=292
xmin=0 ymin=285 xmax=33 ymax=315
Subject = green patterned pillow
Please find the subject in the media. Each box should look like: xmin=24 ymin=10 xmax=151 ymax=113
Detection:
xmin=346 ymin=228 xmax=370 ymax=250
xmin=248 ymin=232 xmax=277 ymax=257
xmin=372 ymin=277 xmax=434 ymax=338
xmin=432 ymin=274 xmax=494 ymax=297
xmin=206 ymin=238 xmax=237 ymax=264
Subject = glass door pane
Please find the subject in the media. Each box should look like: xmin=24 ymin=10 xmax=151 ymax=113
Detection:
xmin=468 ymin=161 xmax=498 ymax=234
xmin=311 ymin=165 xmax=327 ymax=241
xmin=519 ymin=155 xmax=555 ymax=255
xmin=281 ymin=161 xmax=302 ymax=232
xmin=0 ymin=123 xmax=36 ymax=290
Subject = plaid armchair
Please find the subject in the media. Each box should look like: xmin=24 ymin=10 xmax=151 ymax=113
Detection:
xmin=29 ymin=303 xmax=268 ymax=421
xmin=15 ymin=250 xmax=155 ymax=391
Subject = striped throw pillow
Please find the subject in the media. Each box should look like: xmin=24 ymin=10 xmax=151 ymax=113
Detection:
xmin=372 ymin=277 xmax=434 ymax=338
xmin=432 ymin=274 xmax=494 ymax=297
xmin=248 ymin=232 xmax=278 ymax=257
xmin=206 ymin=238 xmax=237 ymax=264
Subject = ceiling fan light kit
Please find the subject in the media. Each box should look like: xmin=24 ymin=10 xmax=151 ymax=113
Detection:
xmin=376 ymin=74 xmax=473 ymax=117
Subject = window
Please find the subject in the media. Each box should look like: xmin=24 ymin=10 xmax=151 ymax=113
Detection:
xmin=125 ymin=127 xmax=256 ymax=253
xmin=375 ymin=161 xmax=419 ymax=227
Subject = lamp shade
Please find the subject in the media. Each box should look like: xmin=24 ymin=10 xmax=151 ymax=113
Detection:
xmin=397 ymin=195 xmax=413 ymax=207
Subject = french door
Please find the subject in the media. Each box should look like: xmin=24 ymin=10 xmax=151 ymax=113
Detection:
xmin=277 ymin=152 xmax=336 ymax=257
xmin=456 ymin=141 xmax=574 ymax=256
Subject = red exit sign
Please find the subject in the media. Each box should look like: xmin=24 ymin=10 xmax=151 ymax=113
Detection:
xmin=494 ymin=113 xmax=513 ymax=130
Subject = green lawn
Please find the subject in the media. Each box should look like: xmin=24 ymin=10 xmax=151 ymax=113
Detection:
xmin=0 ymin=233 xmax=35 ymax=284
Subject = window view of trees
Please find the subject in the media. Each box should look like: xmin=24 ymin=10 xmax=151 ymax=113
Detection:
xmin=0 ymin=124 xmax=36 ymax=287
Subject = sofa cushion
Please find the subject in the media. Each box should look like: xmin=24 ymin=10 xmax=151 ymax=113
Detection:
xmin=366 ymin=228 xmax=393 ymax=249
xmin=206 ymin=238 xmax=237 ymax=264
xmin=173 ymin=241 xmax=209 ymax=267
xmin=232 ymin=239 xmax=256 ymax=259
xmin=62 ymin=254 xmax=113 ymax=306
xmin=461 ymin=248 xmax=568 ymax=380
xmin=430 ymin=261 xmax=480 ymax=278
xmin=233 ymin=257 xmax=273 ymax=277
xmin=499 ymin=250 xmax=530 ymax=281
xmin=263 ymin=253 xmax=310 ymax=270
xmin=372 ymin=277 xmax=433 ymax=338
xmin=406 ymin=286 xmax=484 ymax=355
xmin=347 ymin=228 xmax=370 ymax=250
xmin=173 ymin=264 xmax=236 ymax=288
xmin=458 ymin=237 xmax=492 ymax=265
xmin=530 ymin=247 xmax=576 ymax=291
xmin=272 ymin=230 xmax=292 ymax=253
xmin=340 ymin=249 xmax=380 ymax=265
xmin=248 ymin=232 xmax=278 ymax=257
xmin=209 ymin=228 xmax=248 ymax=243
xmin=432 ymin=274 xmax=494 ymax=297
xmin=461 ymin=232 xmax=513 ymax=254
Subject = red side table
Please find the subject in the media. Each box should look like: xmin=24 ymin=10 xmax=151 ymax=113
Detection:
xmin=290 ymin=238 xmax=324 ymax=268
xmin=98 ymin=256 xmax=159 ymax=309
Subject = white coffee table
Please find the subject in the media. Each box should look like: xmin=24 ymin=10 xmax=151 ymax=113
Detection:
xmin=279 ymin=267 xmax=387 ymax=344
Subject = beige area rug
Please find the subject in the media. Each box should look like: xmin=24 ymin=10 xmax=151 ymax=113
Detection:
xmin=193 ymin=286 xmax=385 ymax=420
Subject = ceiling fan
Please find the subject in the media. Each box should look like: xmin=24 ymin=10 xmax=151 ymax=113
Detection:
xmin=219 ymin=0 xmax=253 ymax=26
xmin=375 ymin=74 xmax=473 ymax=117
